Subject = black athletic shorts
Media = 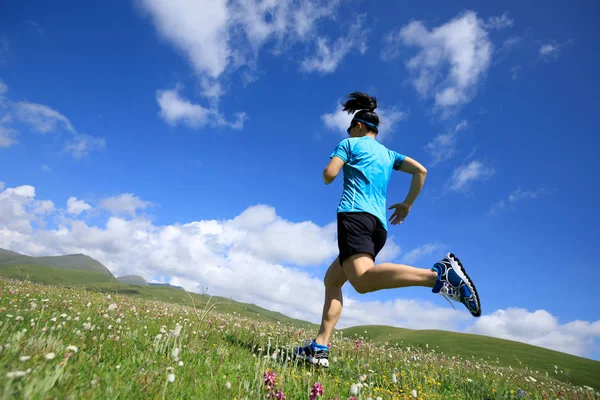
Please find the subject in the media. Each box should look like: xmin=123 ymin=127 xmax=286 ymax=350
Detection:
xmin=337 ymin=211 xmax=387 ymax=266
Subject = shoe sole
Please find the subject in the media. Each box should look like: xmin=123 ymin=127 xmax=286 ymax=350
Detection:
xmin=446 ymin=252 xmax=481 ymax=317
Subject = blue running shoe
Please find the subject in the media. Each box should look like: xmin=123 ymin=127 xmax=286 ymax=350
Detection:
xmin=293 ymin=339 xmax=329 ymax=367
xmin=432 ymin=253 xmax=481 ymax=317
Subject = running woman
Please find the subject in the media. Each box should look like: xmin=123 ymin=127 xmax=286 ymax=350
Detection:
xmin=294 ymin=92 xmax=481 ymax=368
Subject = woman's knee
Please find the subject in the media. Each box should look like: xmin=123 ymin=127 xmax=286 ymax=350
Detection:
xmin=349 ymin=276 xmax=370 ymax=294
xmin=324 ymin=258 xmax=346 ymax=288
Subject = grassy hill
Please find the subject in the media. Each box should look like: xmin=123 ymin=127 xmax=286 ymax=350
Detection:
xmin=339 ymin=325 xmax=600 ymax=390
xmin=117 ymin=275 xmax=149 ymax=286
xmin=1 ymin=259 xmax=598 ymax=392
xmin=0 ymin=263 xmax=316 ymax=329
xmin=0 ymin=248 xmax=113 ymax=277
xmin=1 ymin=278 xmax=597 ymax=399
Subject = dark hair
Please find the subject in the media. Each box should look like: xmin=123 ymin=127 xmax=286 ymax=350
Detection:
xmin=342 ymin=91 xmax=379 ymax=134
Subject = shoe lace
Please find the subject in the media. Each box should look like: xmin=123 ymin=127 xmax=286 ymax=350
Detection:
xmin=438 ymin=282 xmax=460 ymax=310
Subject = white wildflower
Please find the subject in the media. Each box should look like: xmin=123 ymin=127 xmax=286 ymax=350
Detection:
xmin=45 ymin=352 xmax=56 ymax=360
xmin=108 ymin=303 xmax=118 ymax=311
xmin=350 ymin=384 xmax=359 ymax=395
xmin=66 ymin=345 xmax=78 ymax=353
xmin=225 ymin=381 xmax=231 ymax=390
xmin=172 ymin=324 xmax=182 ymax=338
xmin=19 ymin=355 xmax=31 ymax=362
xmin=6 ymin=371 xmax=27 ymax=379
xmin=412 ymin=389 xmax=418 ymax=398
xmin=392 ymin=373 xmax=397 ymax=384
xmin=178 ymin=361 xmax=184 ymax=367
xmin=172 ymin=347 xmax=180 ymax=359
xmin=167 ymin=373 xmax=175 ymax=383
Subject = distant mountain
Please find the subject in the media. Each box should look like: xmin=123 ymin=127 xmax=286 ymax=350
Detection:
xmin=117 ymin=275 xmax=149 ymax=286
xmin=0 ymin=248 xmax=113 ymax=277
xmin=148 ymin=282 xmax=185 ymax=291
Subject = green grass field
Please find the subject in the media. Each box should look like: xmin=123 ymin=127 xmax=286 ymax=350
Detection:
xmin=1 ymin=265 xmax=599 ymax=399
xmin=339 ymin=325 xmax=600 ymax=391
xmin=0 ymin=264 xmax=316 ymax=329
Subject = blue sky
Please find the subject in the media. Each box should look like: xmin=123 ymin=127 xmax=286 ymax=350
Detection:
xmin=1 ymin=0 xmax=599 ymax=360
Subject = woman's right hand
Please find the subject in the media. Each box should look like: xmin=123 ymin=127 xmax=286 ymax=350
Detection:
xmin=388 ymin=202 xmax=411 ymax=225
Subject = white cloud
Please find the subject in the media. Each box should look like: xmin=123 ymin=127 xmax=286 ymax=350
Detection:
xmin=138 ymin=0 xmax=353 ymax=129
xmin=0 ymin=184 xmax=38 ymax=233
xmin=425 ymin=120 xmax=468 ymax=165
xmin=33 ymin=200 xmax=55 ymax=215
xmin=64 ymin=133 xmax=106 ymax=159
xmin=485 ymin=12 xmax=514 ymax=30
xmin=446 ymin=160 xmax=495 ymax=192
xmin=157 ymin=86 xmax=246 ymax=130
xmin=0 ymin=125 xmax=17 ymax=148
xmin=511 ymin=65 xmax=521 ymax=81
xmin=539 ymin=42 xmax=561 ymax=61
xmin=401 ymin=243 xmax=444 ymax=265
xmin=0 ymin=81 xmax=104 ymax=157
xmin=383 ymin=11 xmax=492 ymax=117
xmin=138 ymin=0 xmax=342 ymax=79
xmin=321 ymin=103 xmax=407 ymax=143
xmin=100 ymin=193 xmax=151 ymax=217
xmin=137 ymin=0 xmax=231 ymax=79
xmin=300 ymin=15 xmax=368 ymax=74
xmin=67 ymin=197 xmax=92 ymax=216
xmin=375 ymin=239 xmax=402 ymax=262
xmin=489 ymin=187 xmax=552 ymax=215
xmin=466 ymin=308 xmax=600 ymax=357
xmin=2 ymin=182 xmax=600 ymax=357
xmin=41 ymin=164 xmax=51 ymax=172
xmin=13 ymin=102 xmax=75 ymax=133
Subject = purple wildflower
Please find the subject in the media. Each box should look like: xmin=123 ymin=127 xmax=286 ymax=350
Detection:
xmin=310 ymin=382 xmax=324 ymax=399
xmin=275 ymin=389 xmax=286 ymax=400
xmin=264 ymin=370 xmax=276 ymax=387
xmin=519 ymin=389 xmax=525 ymax=397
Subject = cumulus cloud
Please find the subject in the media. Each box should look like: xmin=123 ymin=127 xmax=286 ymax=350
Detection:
xmin=156 ymin=86 xmax=246 ymax=130
xmin=138 ymin=0 xmax=361 ymax=129
xmin=489 ymin=187 xmax=553 ymax=215
xmin=64 ymin=133 xmax=106 ymax=159
xmin=100 ymin=193 xmax=151 ymax=217
xmin=485 ymin=12 xmax=514 ymax=30
xmin=300 ymin=14 xmax=368 ymax=74
xmin=425 ymin=120 xmax=469 ymax=165
xmin=321 ymin=102 xmax=407 ymax=143
xmin=539 ymin=42 xmax=561 ymax=61
xmin=1 ymin=181 xmax=598 ymax=357
xmin=401 ymin=243 xmax=445 ymax=265
xmin=0 ymin=182 xmax=457 ymax=333
xmin=466 ymin=308 xmax=600 ymax=357
xmin=446 ymin=160 xmax=495 ymax=193
xmin=67 ymin=197 xmax=92 ymax=216
xmin=382 ymin=11 xmax=492 ymax=117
